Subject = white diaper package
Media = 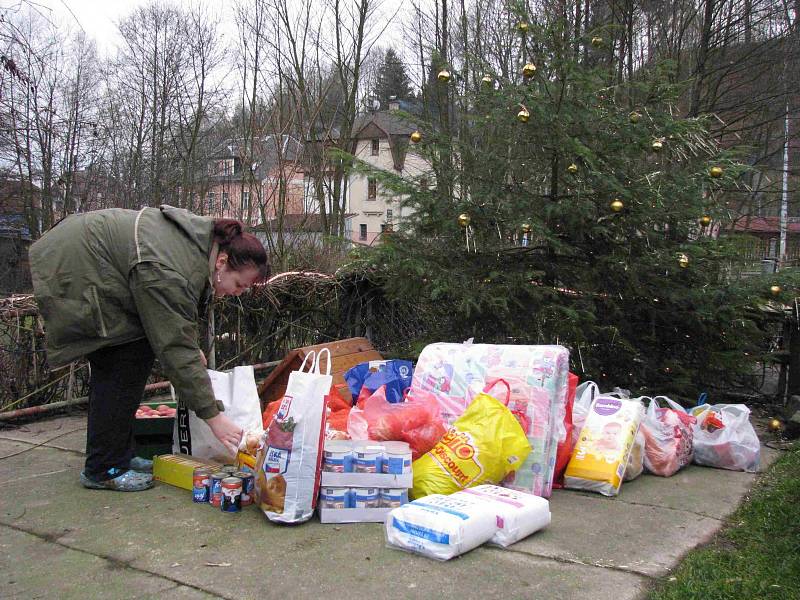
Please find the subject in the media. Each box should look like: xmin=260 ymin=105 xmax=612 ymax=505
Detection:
xmin=451 ymin=485 xmax=551 ymax=547
xmin=385 ymin=493 xmax=497 ymax=560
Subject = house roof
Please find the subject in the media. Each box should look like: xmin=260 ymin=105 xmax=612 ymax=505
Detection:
xmin=731 ymin=216 xmax=800 ymax=234
xmin=208 ymin=135 xmax=303 ymax=181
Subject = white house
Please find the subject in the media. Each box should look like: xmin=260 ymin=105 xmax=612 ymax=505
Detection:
xmin=347 ymin=101 xmax=431 ymax=245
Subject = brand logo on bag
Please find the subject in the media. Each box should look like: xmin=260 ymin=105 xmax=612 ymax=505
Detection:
xmin=593 ymin=397 xmax=621 ymax=416
xmin=429 ymin=427 xmax=484 ymax=487
xmin=276 ymin=396 xmax=293 ymax=422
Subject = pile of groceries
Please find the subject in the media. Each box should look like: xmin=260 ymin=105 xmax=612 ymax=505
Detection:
xmin=153 ymin=341 xmax=763 ymax=562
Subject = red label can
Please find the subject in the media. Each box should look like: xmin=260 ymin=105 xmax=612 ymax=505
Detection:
xmin=221 ymin=477 xmax=242 ymax=512
xmin=192 ymin=468 xmax=211 ymax=503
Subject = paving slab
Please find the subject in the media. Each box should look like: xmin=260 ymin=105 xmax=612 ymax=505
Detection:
xmin=0 ymin=414 xmax=782 ymax=600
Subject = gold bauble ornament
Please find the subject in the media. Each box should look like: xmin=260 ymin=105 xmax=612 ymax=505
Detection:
xmin=567 ymin=163 xmax=578 ymax=174
xmin=770 ymin=285 xmax=782 ymax=295
xmin=437 ymin=69 xmax=451 ymax=82
xmin=709 ymin=166 xmax=723 ymax=178
xmin=629 ymin=111 xmax=642 ymax=124
xmin=521 ymin=223 xmax=531 ymax=234
xmin=481 ymin=74 xmax=493 ymax=86
xmin=522 ymin=63 xmax=537 ymax=78
xmin=768 ymin=418 xmax=783 ymax=432
xmin=517 ymin=22 xmax=529 ymax=33
xmin=651 ymin=139 xmax=664 ymax=152
xmin=591 ymin=36 xmax=603 ymax=47
xmin=517 ymin=107 xmax=530 ymax=123
xmin=410 ymin=130 xmax=422 ymax=143
xmin=458 ymin=213 xmax=471 ymax=228
xmin=610 ymin=199 xmax=624 ymax=212
xmin=699 ymin=215 xmax=712 ymax=227
xmin=678 ymin=253 xmax=690 ymax=268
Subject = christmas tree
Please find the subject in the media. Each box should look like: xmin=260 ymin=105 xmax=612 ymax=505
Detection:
xmin=346 ymin=19 xmax=796 ymax=400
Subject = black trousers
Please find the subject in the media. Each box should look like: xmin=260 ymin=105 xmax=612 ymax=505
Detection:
xmin=84 ymin=338 xmax=155 ymax=480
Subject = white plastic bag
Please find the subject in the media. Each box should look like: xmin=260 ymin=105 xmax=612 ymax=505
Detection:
xmin=689 ymin=403 xmax=760 ymax=472
xmin=452 ymin=485 xmax=551 ymax=547
xmin=385 ymin=493 xmax=497 ymax=560
xmin=255 ymin=349 xmax=331 ymax=523
xmin=624 ymin=430 xmax=645 ymax=481
xmin=173 ymin=365 xmax=264 ymax=463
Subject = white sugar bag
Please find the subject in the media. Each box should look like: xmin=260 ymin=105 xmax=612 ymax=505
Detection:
xmin=385 ymin=494 xmax=497 ymax=560
xmin=452 ymin=485 xmax=551 ymax=547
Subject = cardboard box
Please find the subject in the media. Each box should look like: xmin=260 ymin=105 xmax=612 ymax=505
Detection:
xmin=319 ymin=507 xmax=392 ymax=524
xmin=153 ymin=454 xmax=222 ymax=490
xmin=320 ymin=471 xmax=413 ymax=488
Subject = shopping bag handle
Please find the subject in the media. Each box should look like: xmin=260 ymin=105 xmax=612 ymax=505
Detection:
xmin=298 ymin=350 xmax=316 ymax=373
xmin=483 ymin=378 xmax=511 ymax=405
xmin=316 ymin=348 xmax=332 ymax=376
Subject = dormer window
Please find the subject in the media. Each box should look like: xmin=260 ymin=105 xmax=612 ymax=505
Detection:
xmin=371 ymin=139 xmax=380 ymax=155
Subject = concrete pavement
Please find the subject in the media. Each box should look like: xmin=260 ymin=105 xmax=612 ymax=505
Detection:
xmin=0 ymin=412 xmax=781 ymax=600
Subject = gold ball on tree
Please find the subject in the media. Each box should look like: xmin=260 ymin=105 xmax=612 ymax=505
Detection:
xmin=517 ymin=22 xmax=529 ymax=33
xmin=521 ymin=223 xmax=532 ymax=234
xmin=410 ymin=130 xmax=422 ymax=143
xmin=591 ymin=36 xmax=603 ymax=47
xmin=768 ymin=418 xmax=783 ymax=432
xmin=567 ymin=163 xmax=578 ymax=174
xmin=699 ymin=215 xmax=712 ymax=226
xmin=709 ymin=166 xmax=723 ymax=178
xmin=678 ymin=253 xmax=690 ymax=268
xmin=651 ymin=139 xmax=664 ymax=152
xmin=610 ymin=199 xmax=624 ymax=212
xmin=770 ymin=284 xmax=782 ymax=295
xmin=458 ymin=213 xmax=471 ymax=228
xmin=522 ymin=63 xmax=537 ymax=78
xmin=437 ymin=69 xmax=451 ymax=82
xmin=481 ymin=74 xmax=493 ymax=86
xmin=517 ymin=107 xmax=530 ymax=123
xmin=629 ymin=111 xmax=642 ymax=124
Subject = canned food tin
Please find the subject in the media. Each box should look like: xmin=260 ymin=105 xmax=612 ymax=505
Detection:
xmin=319 ymin=486 xmax=350 ymax=509
xmin=234 ymin=471 xmax=254 ymax=507
xmin=380 ymin=487 xmax=409 ymax=508
xmin=322 ymin=440 xmax=352 ymax=473
xmin=220 ymin=477 xmax=242 ymax=513
xmin=221 ymin=465 xmax=238 ymax=475
xmin=354 ymin=444 xmax=383 ymax=474
xmin=192 ymin=468 xmax=211 ymax=503
xmin=354 ymin=487 xmax=380 ymax=508
xmin=381 ymin=441 xmax=412 ymax=475
xmin=209 ymin=472 xmax=226 ymax=507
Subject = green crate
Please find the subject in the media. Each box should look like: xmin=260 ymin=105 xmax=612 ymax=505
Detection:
xmin=133 ymin=400 xmax=176 ymax=458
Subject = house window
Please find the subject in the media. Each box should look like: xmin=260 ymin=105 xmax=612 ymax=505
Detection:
xmin=222 ymin=192 xmax=230 ymax=209
xmin=420 ymin=177 xmax=429 ymax=190
xmin=242 ymin=191 xmax=250 ymax=212
xmin=367 ymin=178 xmax=377 ymax=199
xmin=207 ymin=192 xmax=216 ymax=212
xmin=222 ymin=161 xmax=231 ymax=175
xmin=371 ymin=139 xmax=380 ymax=155
xmin=386 ymin=209 xmax=393 ymax=222
xmin=359 ymin=224 xmax=367 ymax=240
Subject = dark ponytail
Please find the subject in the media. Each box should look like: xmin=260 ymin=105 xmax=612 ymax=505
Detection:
xmin=213 ymin=218 xmax=270 ymax=281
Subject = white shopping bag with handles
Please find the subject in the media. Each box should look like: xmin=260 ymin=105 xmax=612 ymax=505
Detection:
xmin=173 ymin=365 xmax=264 ymax=464
xmin=255 ymin=348 xmax=331 ymax=524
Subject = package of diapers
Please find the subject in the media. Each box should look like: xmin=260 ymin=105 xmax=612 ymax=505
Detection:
xmin=385 ymin=493 xmax=497 ymax=560
xmin=452 ymin=484 xmax=551 ymax=547
xmin=564 ymin=396 xmax=644 ymax=496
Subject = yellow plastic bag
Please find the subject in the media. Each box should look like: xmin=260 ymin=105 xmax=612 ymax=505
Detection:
xmin=411 ymin=384 xmax=531 ymax=499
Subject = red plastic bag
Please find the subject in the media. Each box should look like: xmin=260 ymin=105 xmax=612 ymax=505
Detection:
xmin=641 ymin=396 xmax=696 ymax=477
xmin=552 ymin=372 xmax=579 ymax=489
xmin=353 ymin=386 xmax=447 ymax=460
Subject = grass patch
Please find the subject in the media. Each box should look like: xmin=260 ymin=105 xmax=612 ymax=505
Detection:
xmin=647 ymin=443 xmax=800 ymax=600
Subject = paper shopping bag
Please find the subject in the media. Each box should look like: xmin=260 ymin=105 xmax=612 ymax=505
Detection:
xmin=255 ymin=349 xmax=332 ymax=524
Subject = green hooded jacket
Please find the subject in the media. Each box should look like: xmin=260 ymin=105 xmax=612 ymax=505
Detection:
xmin=29 ymin=205 xmax=223 ymax=419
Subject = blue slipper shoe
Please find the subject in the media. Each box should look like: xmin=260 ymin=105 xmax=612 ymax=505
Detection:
xmin=80 ymin=469 xmax=154 ymax=492
xmin=130 ymin=456 xmax=154 ymax=473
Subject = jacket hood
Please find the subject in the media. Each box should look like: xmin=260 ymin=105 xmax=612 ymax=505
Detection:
xmin=160 ymin=205 xmax=214 ymax=254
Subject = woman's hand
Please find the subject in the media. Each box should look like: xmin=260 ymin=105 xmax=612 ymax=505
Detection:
xmin=205 ymin=413 xmax=243 ymax=454
xmin=199 ymin=350 xmax=207 ymax=367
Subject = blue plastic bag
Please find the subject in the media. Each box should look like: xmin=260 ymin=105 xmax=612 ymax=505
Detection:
xmin=344 ymin=360 xmax=414 ymax=404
